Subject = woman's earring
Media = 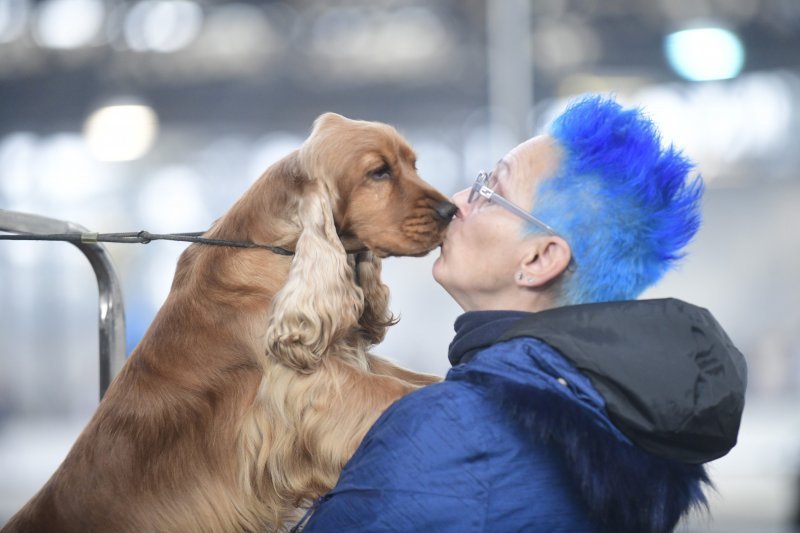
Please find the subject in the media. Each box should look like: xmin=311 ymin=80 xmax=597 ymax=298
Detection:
xmin=517 ymin=272 xmax=535 ymax=284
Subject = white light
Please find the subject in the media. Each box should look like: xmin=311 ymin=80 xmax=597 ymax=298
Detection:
xmin=665 ymin=26 xmax=745 ymax=82
xmin=0 ymin=132 xmax=37 ymax=203
xmin=198 ymin=3 xmax=276 ymax=61
xmin=37 ymin=133 xmax=103 ymax=202
xmin=376 ymin=7 xmax=448 ymax=62
xmin=33 ymin=0 xmax=104 ymax=49
xmin=136 ymin=165 xmax=209 ymax=231
xmin=632 ymin=71 xmax=794 ymax=184
xmin=0 ymin=0 xmax=29 ymax=44
xmin=124 ymin=0 xmax=203 ymax=53
xmin=308 ymin=6 xmax=450 ymax=78
xmin=83 ymin=104 xmax=158 ymax=161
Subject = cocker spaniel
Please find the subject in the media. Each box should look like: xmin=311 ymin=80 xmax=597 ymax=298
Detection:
xmin=3 ymin=113 xmax=455 ymax=532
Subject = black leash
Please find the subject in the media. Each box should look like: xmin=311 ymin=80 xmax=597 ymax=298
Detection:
xmin=0 ymin=230 xmax=295 ymax=256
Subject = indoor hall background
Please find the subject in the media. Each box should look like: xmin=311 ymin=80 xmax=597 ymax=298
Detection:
xmin=1 ymin=0 xmax=799 ymax=530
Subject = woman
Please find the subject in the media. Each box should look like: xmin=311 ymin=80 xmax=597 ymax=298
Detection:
xmin=300 ymin=96 xmax=747 ymax=532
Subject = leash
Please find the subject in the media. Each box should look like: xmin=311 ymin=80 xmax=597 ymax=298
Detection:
xmin=0 ymin=230 xmax=296 ymax=256
xmin=288 ymin=496 xmax=324 ymax=532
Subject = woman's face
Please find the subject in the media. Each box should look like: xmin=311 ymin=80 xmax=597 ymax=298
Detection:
xmin=432 ymin=135 xmax=562 ymax=311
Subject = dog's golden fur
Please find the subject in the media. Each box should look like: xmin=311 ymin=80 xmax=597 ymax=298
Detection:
xmin=3 ymin=113 xmax=451 ymax=532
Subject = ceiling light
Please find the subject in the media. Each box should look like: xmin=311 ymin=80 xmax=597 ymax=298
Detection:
xmin=0 ymin=0 xmax=29 ymax=44
xmin=664 ymin=26 xmax=745 ymax=82
xmin=124 ymin=0 xmax=203 ymax=53
xmin=33 ymin=0 xmax=104 ymax=49
xmin=83 ymin=104 xmax=158 ymax=162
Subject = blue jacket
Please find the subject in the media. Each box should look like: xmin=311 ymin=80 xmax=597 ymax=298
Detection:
xmin=302 ymin=299 xmax=747 ymax=532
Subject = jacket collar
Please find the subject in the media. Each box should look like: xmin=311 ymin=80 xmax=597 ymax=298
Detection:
xmin=497 ymin=298 xmax=747 ymax=464
xmin=448 ymin=310 xmax=530 ymax=366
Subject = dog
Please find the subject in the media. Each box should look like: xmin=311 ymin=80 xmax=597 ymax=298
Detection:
xmin=2 ymin=113 xmax=455 ymax=532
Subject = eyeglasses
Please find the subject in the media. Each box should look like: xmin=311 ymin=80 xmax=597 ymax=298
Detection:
xmin=469 ymin=171 xmax=563 ymax=237
xmin=469 ymin=171 xmax=576 ymax=271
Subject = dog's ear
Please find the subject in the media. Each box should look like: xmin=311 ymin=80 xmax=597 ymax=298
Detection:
xmin=353 ymin=252 xmax=397 ymax=347
xmin=265 ymin=186 xmax=363 ymax=372
xmin=312 ymin=112 xmax=348 ymax=132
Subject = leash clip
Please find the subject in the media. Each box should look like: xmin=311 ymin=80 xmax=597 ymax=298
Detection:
xmin=80 ymin=232 xmax=99 ymax=243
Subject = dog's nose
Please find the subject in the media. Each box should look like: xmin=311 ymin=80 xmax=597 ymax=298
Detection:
xmin=434 ymin=201 xmax=458 ymax=222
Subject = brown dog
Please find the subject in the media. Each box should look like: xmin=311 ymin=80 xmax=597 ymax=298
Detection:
xmin=2 ymin=113 xmax=455 ymax=532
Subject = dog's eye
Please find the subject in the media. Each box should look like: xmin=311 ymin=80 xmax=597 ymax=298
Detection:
xmin=369 ymin=164 xmax=392 ymax=181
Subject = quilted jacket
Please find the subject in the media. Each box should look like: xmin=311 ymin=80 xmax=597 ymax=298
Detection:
xmin=301 ymin=299 xmax=747 ymax=532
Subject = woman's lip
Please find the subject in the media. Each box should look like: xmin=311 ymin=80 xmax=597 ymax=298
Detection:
xmin=441 ymin=220 xmax=457 ymax=244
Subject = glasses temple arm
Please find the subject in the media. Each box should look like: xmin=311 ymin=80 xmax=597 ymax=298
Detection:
xmin=488 ymin=193 xmax=561 ymax=236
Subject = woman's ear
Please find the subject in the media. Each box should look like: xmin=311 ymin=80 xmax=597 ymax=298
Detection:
xmin=516 ymin=236 xmax=572 ymax=288
xmin=264 ymin=188 xmax=364 ymax=372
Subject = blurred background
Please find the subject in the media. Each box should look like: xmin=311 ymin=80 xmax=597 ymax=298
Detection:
xmin=1 ymin=0 xmax=799 ymax=530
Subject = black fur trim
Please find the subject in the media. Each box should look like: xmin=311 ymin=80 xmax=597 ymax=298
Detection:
xmin=466 ymin=371 xmax=710 ymax=533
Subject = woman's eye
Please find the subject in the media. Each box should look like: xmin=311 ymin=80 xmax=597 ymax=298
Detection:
xmin=370 ymin=164 xmax=392 ymax=180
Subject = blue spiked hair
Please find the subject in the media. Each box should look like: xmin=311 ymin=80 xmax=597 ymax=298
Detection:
xmin=530 ymin=95 xmax=704 ymax=304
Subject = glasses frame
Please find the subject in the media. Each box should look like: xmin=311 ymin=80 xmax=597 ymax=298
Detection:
xmin=469 ymin=171 xmax=562 ymax=237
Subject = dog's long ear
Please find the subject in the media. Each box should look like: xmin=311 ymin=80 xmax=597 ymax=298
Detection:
xmin=353 ymin=252 xmax=397 ymax=347
xmin=265 ymin=186 xmax=363 ymax=372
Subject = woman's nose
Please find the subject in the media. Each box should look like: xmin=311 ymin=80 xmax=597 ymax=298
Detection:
xmin=451 ymin=188 xmax=470 ymax=215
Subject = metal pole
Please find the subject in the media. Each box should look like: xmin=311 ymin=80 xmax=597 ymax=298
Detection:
xmin=487 ymin=0 xmax=533 ymax=151
xmin=0 ymin=209 xmax=126 ymax=400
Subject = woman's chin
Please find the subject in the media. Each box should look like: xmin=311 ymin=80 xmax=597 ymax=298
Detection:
xmin=432 ymin=254 xmax=448 ymax=285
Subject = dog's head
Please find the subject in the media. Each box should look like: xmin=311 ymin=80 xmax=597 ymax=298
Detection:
xmin=299 ymin=112 xmax=455 ymax=257
xmin=264 ymin=113 xmax=454 ymax=372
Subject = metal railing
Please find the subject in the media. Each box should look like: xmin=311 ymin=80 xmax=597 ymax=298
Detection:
xmin=0 ymin=209 xmax=126 ymax=399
